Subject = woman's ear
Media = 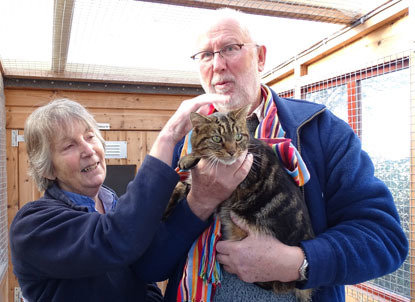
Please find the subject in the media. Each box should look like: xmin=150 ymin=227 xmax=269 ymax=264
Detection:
xmin=43 ymin=168 xmax=56 ymax=181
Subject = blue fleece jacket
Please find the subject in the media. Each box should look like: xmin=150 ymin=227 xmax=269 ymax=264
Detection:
xmin=164 ymin=89 xmax=408 ymax=301
xmin=10 ymin=155 xmax=211 ymax=302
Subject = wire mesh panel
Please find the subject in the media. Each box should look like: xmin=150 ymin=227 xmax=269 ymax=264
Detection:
xmin=277 ymin=51 xmax=413 ymax=301
xmin=0 ymin=76 xmax=7 ymax=283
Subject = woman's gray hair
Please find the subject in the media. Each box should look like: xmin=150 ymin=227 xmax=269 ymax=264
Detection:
xmin=24 ymin=98 xmax=105 ymax=191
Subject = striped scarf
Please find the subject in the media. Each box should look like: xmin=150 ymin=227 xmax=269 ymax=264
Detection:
xmin=176 ymin=85 xmax=310 ymax=301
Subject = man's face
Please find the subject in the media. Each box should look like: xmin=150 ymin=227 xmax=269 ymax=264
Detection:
xmin=196 ymin=18 xmax=266 ymax=112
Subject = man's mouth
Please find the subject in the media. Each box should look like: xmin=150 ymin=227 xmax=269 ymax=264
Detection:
xmin=214 ymin=81 xmax=233 ymax=91
xmin=81 ymin=162 xmax=99 ymax=172
xmin=215 ymin=80 xmax=227 ymax=85
xmin=214 ymin=79 xmax=231 ymax=85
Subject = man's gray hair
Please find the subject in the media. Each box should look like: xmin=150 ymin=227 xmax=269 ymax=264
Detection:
xmin=193 ymin=7 xmax=258 ymax=48
xmin=24 ymin=98 xmax=105 ymax=191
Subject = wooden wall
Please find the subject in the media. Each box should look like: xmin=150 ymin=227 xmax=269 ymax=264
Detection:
xmin=5 ymin=87 xmax=194 ymax=301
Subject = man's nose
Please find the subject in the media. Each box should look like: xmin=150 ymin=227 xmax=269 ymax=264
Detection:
xmin=212 ymin=52 xmax=227 ymax=72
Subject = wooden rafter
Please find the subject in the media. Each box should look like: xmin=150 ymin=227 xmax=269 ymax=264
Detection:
xmin=0 ymin=60 xmax=4 ymax=76
xmin=138 ymin=0 xmax=363 ymax=24
xmin=52 ymin=0 xmax=75 ymax=73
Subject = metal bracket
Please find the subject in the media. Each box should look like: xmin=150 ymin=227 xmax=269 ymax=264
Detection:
xmin=105 ymin=141 xmax=127 ymax=159
xmin=11 ymin=130 xmax=24 ymax=147
xmin=14 ymin=287 xmax=23 ymax=302
xmin=97 ymin=123 xmax=111 ymax=130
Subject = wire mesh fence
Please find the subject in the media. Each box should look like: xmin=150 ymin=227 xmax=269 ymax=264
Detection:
xmin=276 ymin=50 xmax=414 ymax=301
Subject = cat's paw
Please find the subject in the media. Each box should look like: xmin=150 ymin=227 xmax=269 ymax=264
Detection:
xmin=178 ymin=155 xmax=200 ymax=170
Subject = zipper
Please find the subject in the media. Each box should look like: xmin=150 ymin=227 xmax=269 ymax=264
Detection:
xmin=296 ymin=107 xmax=327 ymax=195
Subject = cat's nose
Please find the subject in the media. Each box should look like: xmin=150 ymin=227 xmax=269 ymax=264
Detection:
xmin=225 ymin=143 xmax=236 ymax=156
xmin=228 ymin=151 xmax=235 ymax=156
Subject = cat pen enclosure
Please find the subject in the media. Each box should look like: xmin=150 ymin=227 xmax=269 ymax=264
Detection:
xmin=0 ymin=0 xmax=414 ymax=301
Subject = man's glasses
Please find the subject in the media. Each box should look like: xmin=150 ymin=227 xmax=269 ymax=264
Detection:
xmin=190 ymin=43 xmax=257 ymax=64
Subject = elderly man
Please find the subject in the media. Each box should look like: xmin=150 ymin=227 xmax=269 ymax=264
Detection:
xmin=164 ymin=8 xmax=408 ymax=302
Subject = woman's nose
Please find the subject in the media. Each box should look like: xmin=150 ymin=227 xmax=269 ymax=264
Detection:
xmin=80 ymin=141 xmax=95 ymax=156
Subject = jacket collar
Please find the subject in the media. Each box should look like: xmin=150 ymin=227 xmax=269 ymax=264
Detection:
xmin=44 ymin=183 xmax=89 ymax=211
xmin=44 ymin=183 xmax=117 ymax=212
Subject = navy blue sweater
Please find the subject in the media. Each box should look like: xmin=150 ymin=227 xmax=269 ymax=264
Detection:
xmin=164 ymin=89 xmax=408 ymax=301
xmin=10 ymin=155 xmax=211 ymax=301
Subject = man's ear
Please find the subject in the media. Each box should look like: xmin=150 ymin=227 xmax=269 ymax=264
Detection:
xmin=257 ymin=45 xmax=266 ymax=72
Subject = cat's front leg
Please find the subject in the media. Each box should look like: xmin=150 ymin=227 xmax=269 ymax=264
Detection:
xmin=229 ymin=222 xmax=248 ymax=241
xmin=219 ymin=208 xmax=248 ymax=241
xmin=178 ymin=154 xmax=201 ymax=170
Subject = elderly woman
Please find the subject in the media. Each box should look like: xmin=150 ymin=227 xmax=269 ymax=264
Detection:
xmin=9 ymin=98 xmax=252 ymax=301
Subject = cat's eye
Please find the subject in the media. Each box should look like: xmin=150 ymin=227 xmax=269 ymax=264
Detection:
xmin=235 ymin=133 xmax=243 ymax=141
xmin=212 ymin=136 xmax=222 ymax=143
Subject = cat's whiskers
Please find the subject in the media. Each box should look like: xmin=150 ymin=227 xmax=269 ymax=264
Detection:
xmin=244 ymin=147 xmax=262 ymax=177
xmin=206 ymin=154 xmax=221 ymax=179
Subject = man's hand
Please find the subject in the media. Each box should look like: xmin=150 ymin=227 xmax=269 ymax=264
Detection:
xmin=216 ymin=213 xmax=304 ymax=283
xmin=187 ymin=151 xmax=253 ymax=221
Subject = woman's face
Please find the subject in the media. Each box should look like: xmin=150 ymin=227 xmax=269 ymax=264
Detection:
xmin=48 ymin=121 xmax=106 ymax=198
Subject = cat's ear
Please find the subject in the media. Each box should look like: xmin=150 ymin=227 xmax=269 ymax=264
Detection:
xmin=190 ymin=112 xmax=211 ymax=127
xmin=232 ymin=105 xmax=250 ymax=120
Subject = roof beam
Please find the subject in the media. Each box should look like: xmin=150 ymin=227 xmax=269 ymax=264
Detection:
xmin=138 ymin=0 xmax=361 ymax=24
xmin=0 ymin=61 xmax=5 ymax=76
xmin=52 ymin=0 xmax=75 ymax=73
xmin=262 ymin=0 xmax=408 ymax=83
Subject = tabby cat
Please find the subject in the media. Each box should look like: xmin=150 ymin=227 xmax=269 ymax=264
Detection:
xmin=166 ymin=106 xmax=314 ymax=301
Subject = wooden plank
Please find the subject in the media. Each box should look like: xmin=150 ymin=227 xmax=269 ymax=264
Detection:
xmin=0 ymin=61 xmax=5 ymax=76
xmin=6 ymin=107 xmax=174 ymax=130
xmin=6 ymin=130 xmax=19 ymax=302
xmin=140 ymin=0 xmax=356 ymax=24
xmin=124 ymin=131 xmax=144 ymax=167
xmin=18 ymin=138 xmax=38 ymax=209
xmin=52 ymin=0 xmax=75 ymax=73
xmin=2 ymin=65 xmax=201 ymax=86
xmin=146 ymin=131 xmax=160 ymax=156
xmin=4 ymin=89 xmax=184 ymax=110
xmin=91 ymin=110 xmax=171 ymax=131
